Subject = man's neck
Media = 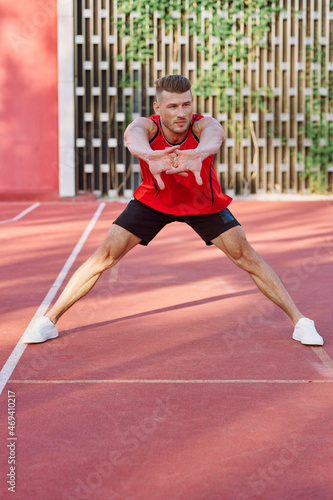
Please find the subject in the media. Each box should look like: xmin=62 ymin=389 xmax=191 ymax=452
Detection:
xmin=160 ymin=121 xmax=189 ymax=145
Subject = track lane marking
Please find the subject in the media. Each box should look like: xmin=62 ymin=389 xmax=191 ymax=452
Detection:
xmin=0 ymin=203 xmax=106 ymax=395
xmin=311 ymin=346 xmax=333 ymax=376
xmin=311 ymin=346 xmax=333 ymax=367
xmin=0 ymin=202 xmax=40 ymax=224
xmin=7 ymin=379 xmax=333 ymax=384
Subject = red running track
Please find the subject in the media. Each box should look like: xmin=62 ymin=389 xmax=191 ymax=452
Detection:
xmin=0 ymin=200 xmax=332 ymax=500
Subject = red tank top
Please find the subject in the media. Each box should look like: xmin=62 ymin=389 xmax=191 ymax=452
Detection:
xmin=133 ymin=114 xmax=232 ymax=215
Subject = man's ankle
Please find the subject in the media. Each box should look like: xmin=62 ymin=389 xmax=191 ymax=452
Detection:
xmin=292 ymin=314 xmax=305 ymax=327
xmin=45 ymin=314 xmax=57 ymax=325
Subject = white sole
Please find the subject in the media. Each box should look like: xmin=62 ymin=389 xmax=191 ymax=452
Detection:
xmin=292 ymin=333 xmax=323 ymax=346
xmin=23 ymin=333 xmax=59 ymax=344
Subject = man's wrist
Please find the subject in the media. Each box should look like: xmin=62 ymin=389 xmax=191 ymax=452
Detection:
xmin=194 ymin=148 xmax=206 ymax=161
xmin=139 ymin=149 xmax=155 ymax=163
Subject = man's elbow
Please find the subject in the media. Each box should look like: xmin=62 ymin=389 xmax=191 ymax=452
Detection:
xmin=210 ymin=121 xmax=225 ymax=145
xmin=124 ymin=122 xmax=134 ymax=144
xmin=218 ymin=123 xmax=226 ymax=143
xmin=215 ymin=128 xmax=225 ymax=148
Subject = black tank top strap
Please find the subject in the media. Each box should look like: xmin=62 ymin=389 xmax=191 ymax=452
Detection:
xmin=148 ymin=117 xmax=160 ymax=144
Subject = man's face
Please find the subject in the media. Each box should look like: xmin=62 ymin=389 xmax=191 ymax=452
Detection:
xmin=153 ymin=90 xmax=193 ymax=138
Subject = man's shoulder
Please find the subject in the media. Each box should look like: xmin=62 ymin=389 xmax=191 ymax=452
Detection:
xmin=126 ymin=116 xmax=159 ymax=140
xmin=191 ymin=115 xmax=222 ymax=138
xmin=192 ymin=113 xmax=204 ymax=124
xmin=147 ymin=114 xmax=160 ymax=123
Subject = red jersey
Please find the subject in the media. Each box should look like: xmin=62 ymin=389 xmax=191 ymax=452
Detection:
xmin=133 ymin=114 xmax=232 ymax=215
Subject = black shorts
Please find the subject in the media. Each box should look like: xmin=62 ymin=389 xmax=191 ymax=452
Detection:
xmin=113 ymin=199 xmax=240 ymax=246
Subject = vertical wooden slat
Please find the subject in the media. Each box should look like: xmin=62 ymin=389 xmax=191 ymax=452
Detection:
xmin=226 ymin=3 xmax=235 ymax=197
xmin=296 ymin=0 xmax=304 ymax=192
xmin=85 ymin=0 xmax=92 ymax=193
xmin=250 ymin=11 xmax=260 ymax=194
xmin=307 ymin=0 xmax=314 ymax=190
xmin=281 ymin=1 xmax=288 ymax=192
xmin=275 ymin=0 xmax=283 ymax=193
xmin=286 ymin=0 xmax=296 ymax=193
xmin=243 ymin=7 xmax=251 ymax=194
xmin=266 ymin=7 xmax=274 ymax=193
xmin=74 ymin=0 xmax=84 ymax=192
xmin=322 ymin=0 xmax=330 ymax=189
xmin=93 ymin=0 xmax=101 ymax=196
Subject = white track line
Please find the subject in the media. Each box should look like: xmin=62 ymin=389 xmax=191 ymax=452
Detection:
xmin=0 ymin=202 xmax=40 ymax=224
xmin=7 ymin=379 xmax=333 ymax=384
xmin=0 ymin=203 xmax=106 ymax=395
xmin=311 ymin=346 xmax=333 ymax=370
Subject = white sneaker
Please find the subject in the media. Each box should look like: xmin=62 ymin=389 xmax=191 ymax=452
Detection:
xmin=292 ymin=318 xmax=324 ymax=346
xmin=23 ymin=317 xmax=59 ymax=344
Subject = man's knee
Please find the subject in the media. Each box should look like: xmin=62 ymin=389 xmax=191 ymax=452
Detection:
xmin=94 ymin=243 xmax=119 ymax=270
xmin=227 ymin=237 xmax=261 ymax=271
xmin=92 ymin=226 xmax=140 ymax=271
xmin=231 ymin=241 xmax=249 ymax=262
xmin=214 ymin=226 xmax=255 ymax=266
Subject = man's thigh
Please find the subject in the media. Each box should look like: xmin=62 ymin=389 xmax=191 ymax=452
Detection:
xmin=185 ymin=208 xmax=241 ymax=246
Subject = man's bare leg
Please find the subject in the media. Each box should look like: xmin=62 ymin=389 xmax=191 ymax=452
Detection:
xmin=23 ymin=225 xmax=141 ymax=343
xmin=212 ymin=226 xmax=323 ymax=345
xmin=212 ymin=226 xmax=303 ymax=325
xmin=47 ymin=224 xmax=141 ymax=323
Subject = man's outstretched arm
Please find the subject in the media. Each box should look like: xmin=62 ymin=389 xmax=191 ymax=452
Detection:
xmin=124 ymin=118 xmax=179 ymax=189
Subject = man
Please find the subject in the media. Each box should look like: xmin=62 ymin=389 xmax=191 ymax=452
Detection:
xmin=24 ymin=75 xmax=323 ymax=345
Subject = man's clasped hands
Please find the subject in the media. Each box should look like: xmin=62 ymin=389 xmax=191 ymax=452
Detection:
xmin=147 ymin=145 xmax=203 ymax=190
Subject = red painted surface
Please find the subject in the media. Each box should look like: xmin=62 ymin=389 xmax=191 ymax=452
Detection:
xmin=0 ymin=0 xmax=59 ymax=199
xmin=1 ymin=201 xmax=333 ymax=499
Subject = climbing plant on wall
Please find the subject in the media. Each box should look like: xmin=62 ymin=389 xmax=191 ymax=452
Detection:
xmin=116 ymin=0 xmax=280 ymax=107
xmin=115 ymin=0 xmax=332 ymax=193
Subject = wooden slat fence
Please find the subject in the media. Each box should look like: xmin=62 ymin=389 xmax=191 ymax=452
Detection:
xmin=74 ymin=0 xmax=333 ymax=197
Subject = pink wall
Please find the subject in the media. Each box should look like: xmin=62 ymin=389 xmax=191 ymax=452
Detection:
xmin=0 ymin=0 xmax=59 ymax=199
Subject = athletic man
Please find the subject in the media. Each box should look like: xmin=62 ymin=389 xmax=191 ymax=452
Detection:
xmin=24 ymin=75 xmax=323 ymax=345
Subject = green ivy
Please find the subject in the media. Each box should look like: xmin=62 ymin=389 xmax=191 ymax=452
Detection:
xmin=115 ymin=0 xmax=332 ymax=193
xmin=116 ymin=0 xmax=281 ymax=110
